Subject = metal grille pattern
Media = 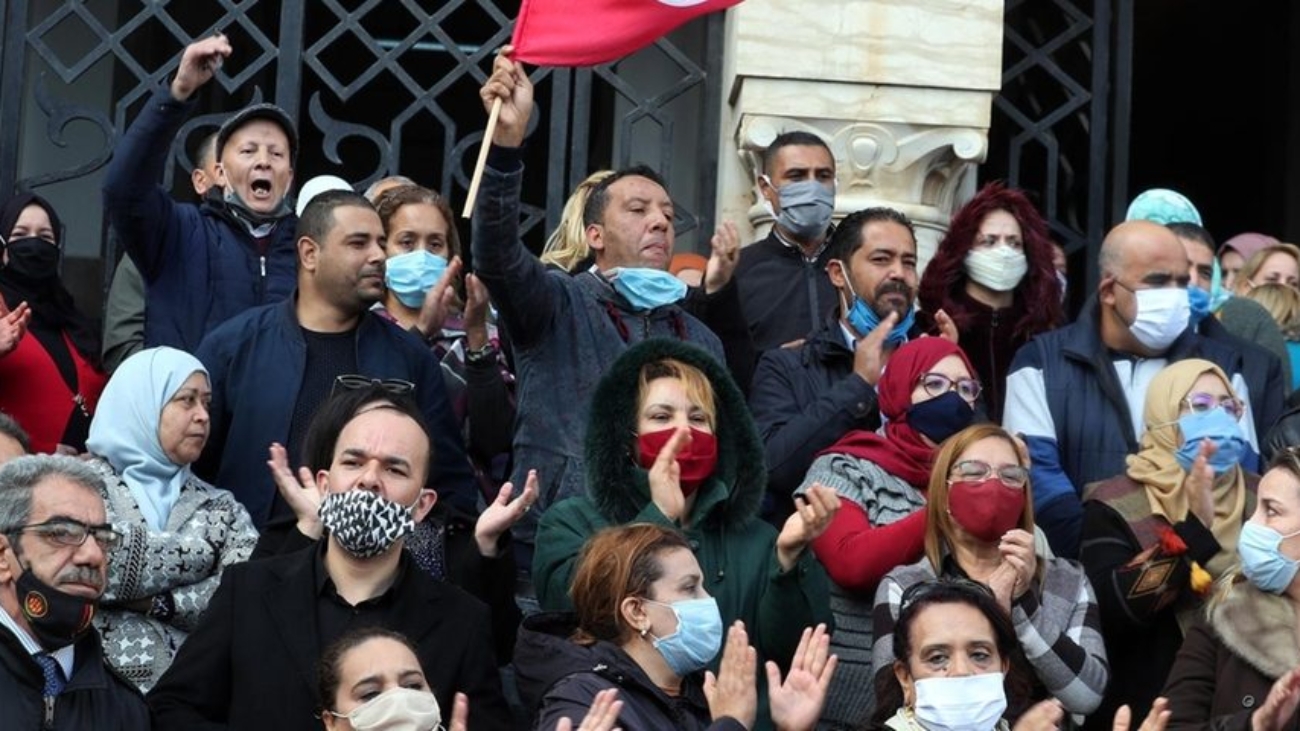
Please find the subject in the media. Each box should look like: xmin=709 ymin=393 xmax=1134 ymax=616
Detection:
xmin=984 ymin=0 xmax=1134 ymax=294
xmin=0 ymin=0 xmax=722 ymax=276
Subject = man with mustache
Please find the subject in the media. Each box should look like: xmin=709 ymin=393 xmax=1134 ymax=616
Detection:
xmin=0 ymin=455 xmax=148 ymax=728
xmin=750 ymin=207 xmax=949 ymax=520
xmin=191 ymin=190 xmax=476 ymax=529
xmin=103 ymin=33 xmax=299 ymax=353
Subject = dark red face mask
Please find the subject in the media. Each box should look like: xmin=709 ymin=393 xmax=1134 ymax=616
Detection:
xmin=638 ymin=427 xmax=719 ymax=497
xmin=948 ymin=478 xmax=1026 ymax=543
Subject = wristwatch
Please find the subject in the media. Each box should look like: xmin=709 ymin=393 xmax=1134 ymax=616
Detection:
xmin=465 ymin=343 xmax=498 ymax=365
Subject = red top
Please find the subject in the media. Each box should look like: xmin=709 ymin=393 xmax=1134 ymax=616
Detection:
xmin=0 ymin=331 xmax=106 ymax=453
xmin=811 ymin=501 xmax=928 ymax=593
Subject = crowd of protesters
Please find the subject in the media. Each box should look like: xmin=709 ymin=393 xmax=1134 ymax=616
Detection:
xmin=4 ymin=34 xmax=1300 ymax=731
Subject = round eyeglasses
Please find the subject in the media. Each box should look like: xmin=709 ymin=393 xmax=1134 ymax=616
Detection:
xmin=949 ymin=459 xmax=1029 ymax=488
xmin=917 ymin=373 xmax=982 ymax=402
xmin=1182 ymin=392 xmax=1244 ymax=421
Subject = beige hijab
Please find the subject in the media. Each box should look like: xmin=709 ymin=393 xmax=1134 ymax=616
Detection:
xmin=1125 ymin=359 xmax=1246 ymax=577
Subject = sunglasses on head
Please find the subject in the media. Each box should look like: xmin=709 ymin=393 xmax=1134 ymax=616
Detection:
xmin=331 ymin=375 xmax=416 ymax=398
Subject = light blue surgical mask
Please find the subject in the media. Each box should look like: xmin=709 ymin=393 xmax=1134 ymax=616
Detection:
xmin=384 ymin=250 xmax=448 ymax=309
xmin=1239 ymin=521 xmax=1300 ymax=594
xmin=645 ymin=596 xmax=723 ymax=676
xmin=1188 ymin=286 xmax=1211 ymax=328
xmin=840 ymin=270 xmax=914 ymax=347
xmin=608 ymin=267 xmax=687 ymax=311
xmin=1174 ymin=407 xmax=1247 ymax=475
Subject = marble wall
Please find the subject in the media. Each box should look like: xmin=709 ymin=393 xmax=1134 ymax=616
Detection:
xmin=717 ymin=0 xmax=1005 ymax=267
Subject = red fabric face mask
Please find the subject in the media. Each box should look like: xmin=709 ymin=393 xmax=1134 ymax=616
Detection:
xmin=947 ymin=478 xmax=1026 ymax=543
xmin=638 ymin=427 xmax=719 ymax=497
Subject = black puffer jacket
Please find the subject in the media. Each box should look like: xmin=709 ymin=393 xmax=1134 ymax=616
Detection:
xmin=515 ymin=612 xmax=745 ymax=731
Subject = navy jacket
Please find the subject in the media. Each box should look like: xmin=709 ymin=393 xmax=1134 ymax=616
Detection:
xmin=748 ymin=312 xmax=880 ymax=515
xmin=194 ymin=296 xmax=476 ymax=526
xmin=1003 ymin=297 xmax=1260 ymax=558
xmin=103 ymin=87 xmax=297 ymax=351
xmin=0 ymin=625 xmax=148 ymax=731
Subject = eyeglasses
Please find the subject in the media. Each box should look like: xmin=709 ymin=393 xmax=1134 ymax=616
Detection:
xmin=6 ymin=519 xmax=122 ymax=549
xmin=1183 ymin=392 xmax=1245 ymax=421
xmin=917 ymin=373 xmax=982 ymax=402
xmin=331 ymin=375 xmax=416 ymax=398
xmin=974 ymin=234 xmax=1022 ymax=249
xmin=899 ymin=577 xmax=996 ymax=613
xmin=949 ymin=459 xmax=1029 ymax=488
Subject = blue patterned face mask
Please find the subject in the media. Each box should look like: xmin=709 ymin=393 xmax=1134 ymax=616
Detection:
xmin=1174 ymin=406 xmax=1247 ymax=475
xmin=644 ymin=596 xmax=723 ymax=676
xmin=384 ymin=250 xmax=448 ymax=309
xmin=839 ymin=267 xmax=914 ymax=346
xmin=608 ymin=267 xmax=687 ymax=311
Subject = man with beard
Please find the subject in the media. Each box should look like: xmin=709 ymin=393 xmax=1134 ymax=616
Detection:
xmin=193 ymin=190 xmax=475 ymax=528
xmin=0 ymin=455 xmax=148 ymax=728
xmin=103 ymin=33 xmax=298 ymax=352
xmin=749 ymin=207 xmax=949 ymax=520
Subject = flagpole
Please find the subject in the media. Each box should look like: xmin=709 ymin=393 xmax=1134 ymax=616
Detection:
xmin=462 ymin=96 xmax=503 ymax=219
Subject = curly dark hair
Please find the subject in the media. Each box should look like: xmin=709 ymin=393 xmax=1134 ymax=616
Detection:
xmin=918 ymin=182 xmax=1061 ymax=338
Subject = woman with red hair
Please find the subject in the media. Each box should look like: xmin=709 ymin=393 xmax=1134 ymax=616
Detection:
xmin=918 ymin=182 xmax=1063 ymax=422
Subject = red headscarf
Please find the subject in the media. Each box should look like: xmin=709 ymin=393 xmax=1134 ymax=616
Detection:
xmin=820 ymin=337 xmax=975 ymax=488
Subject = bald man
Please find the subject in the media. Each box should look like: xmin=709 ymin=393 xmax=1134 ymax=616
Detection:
xmin=1002 ymin=220 xmax=1260 ymax=558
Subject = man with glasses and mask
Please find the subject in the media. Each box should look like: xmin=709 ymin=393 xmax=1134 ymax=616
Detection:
xmin=147 ymin=393 xmax=510 ymax=731
xmin=0 ymin=455 xmax=148 ymax=729
xmin=194 ymin=189 xmax=475 ymax=529
xmin=1004 ymin=219 xmax=1259 ymax=558
xmin=735 ymin=131 xmax=840 ymax=351
xmin=750 ymin=207 xmax=957 ymax=521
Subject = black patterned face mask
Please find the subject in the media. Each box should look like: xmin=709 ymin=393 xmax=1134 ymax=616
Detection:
xmin=318 ymin=490 xmax=417 ymax=559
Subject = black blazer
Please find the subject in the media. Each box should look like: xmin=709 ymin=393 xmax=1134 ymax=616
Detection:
xmin=147 ymin=544 xmax=511 ymax=731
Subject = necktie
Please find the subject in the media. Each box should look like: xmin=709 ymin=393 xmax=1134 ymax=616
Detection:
xmin=34 ymin=653 xmax=65 ymax=697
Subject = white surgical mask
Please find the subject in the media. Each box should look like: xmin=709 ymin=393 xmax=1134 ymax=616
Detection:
xmin=328 ymin=687 xmax=441 ymax=731
xmin=964 ymin=244 xmax=1028 ymax=292
xmin=1126 ymin=287 xmax=1190 ymax=351
xmin=912 ymin=673 xmax=1007 ymax=731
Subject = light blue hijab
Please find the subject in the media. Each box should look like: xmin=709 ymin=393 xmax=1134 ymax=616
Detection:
xmin=86 ymin=347 xmax=209 ymax=531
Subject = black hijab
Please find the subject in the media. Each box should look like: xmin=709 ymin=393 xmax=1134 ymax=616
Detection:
xmin=0 ymin=193 xmax=101 ymax=367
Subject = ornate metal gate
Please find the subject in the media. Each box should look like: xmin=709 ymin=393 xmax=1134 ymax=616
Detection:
xmin=984 ymin=0 xmax=1134 ymax=298
xmin=0 ymin=0 xmax=723 ymax=302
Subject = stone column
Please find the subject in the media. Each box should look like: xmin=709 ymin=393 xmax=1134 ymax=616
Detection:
xmin=716 ymin=0 xmax=1005 ymax=267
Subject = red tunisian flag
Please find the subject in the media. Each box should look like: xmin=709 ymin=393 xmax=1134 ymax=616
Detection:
xmin=511 ymin=0 xmax=742 ymax=67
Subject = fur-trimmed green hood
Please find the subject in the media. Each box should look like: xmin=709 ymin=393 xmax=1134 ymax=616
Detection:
xmin=583 ymin=338 xmax=766 ymax=527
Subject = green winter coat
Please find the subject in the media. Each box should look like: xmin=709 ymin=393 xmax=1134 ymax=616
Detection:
xmin=532 ymin=338 xmax=833 ymax=671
